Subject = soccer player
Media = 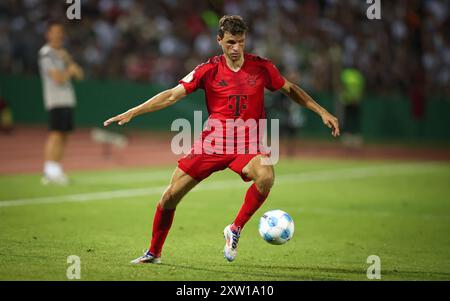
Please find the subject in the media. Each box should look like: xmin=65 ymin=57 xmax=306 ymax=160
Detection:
xmin=104 ymin=15 xmax=340 ymax=263
xmin=38 ymin=21 xmax=84 ymax=185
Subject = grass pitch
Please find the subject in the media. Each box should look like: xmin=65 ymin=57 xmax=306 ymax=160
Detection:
xmin=0 ymin=159 xmax=449 ymax=281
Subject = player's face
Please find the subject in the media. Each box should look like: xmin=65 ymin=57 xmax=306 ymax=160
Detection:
xmin=218 ymin=32 xmax=246 ymax=62
xmin=46 ymin=25 xmax=65 ymax=49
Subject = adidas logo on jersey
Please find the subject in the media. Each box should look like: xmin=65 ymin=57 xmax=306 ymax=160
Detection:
xmin=218 ymin=80 xmax=228 ymax=87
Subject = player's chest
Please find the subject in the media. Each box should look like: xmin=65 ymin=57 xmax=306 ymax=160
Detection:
xmin=205 ymin=69 xmax=264 ymax=96
xmin=50 ymin=53 xmax=66 ymax=70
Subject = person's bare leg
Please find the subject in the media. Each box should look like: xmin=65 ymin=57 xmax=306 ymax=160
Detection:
xmin=45 ymin=131 xmax=68 ymax=161
xmin=43 ymin=131 xmax=69 ymax=182
xmin=158 ymin=167 xmax=199 ymax=209
xmin=132 ymin=167 xmax=198 ymax=263
xmin=241 ymin=154 xmax=275 ymax=196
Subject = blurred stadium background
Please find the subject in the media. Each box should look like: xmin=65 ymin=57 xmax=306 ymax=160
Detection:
xmin=0 ymin=0 xmax=449 ymax=281
xmin=1 ymin=0 xmax=449 ymax=172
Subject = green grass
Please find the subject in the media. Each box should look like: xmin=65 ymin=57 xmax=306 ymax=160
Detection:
xmin=0 ymin=159 xmax=450 ymax=281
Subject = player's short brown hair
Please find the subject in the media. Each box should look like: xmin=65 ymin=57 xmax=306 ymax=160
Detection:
xmin=218 ymin=15 xmax=248 ymax=38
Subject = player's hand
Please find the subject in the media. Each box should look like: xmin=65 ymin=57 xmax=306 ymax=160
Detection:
xmin=56 ymin=49 xmax=73 ymax=65
xmin=321 ymin=112 xmax=340 ymax=137
xmin=104 ymin=109 xmax=135 ymax=127
xmin=68 ymin=63 xmax=84 ymax=80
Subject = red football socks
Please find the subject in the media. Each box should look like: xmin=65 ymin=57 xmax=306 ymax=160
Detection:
xmin=149 ymin=204 xmax=175 ymax=257
xmin=231 ymin=183 xmax=269 ymax=232
xmin=149 ymin=184 xmax=267 ymax=255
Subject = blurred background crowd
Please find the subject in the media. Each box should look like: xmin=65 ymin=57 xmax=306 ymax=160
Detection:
xmin=0 ymin=0 xmax=449 ymax=98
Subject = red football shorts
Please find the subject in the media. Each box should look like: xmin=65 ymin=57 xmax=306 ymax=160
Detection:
xmin=177 ymin=151 xmax=262 ymax=182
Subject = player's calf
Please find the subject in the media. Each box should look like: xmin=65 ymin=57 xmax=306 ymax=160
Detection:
xmin=242 ymin=155 xmax=274 ymax=195
xmin=253 ymin=171 xmax=274 ymax=196
xmin=159 ymin=185 xmax=178 ymax=209
xmin=252 ymin=167 xmax=275 ymax=195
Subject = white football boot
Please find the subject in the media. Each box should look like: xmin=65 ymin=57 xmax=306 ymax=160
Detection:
xmin=42 ymin=161 xmax=69 ymax=185
xmin=41 ymin=173 xmax=69 ymax=185
xmin=130 ymin=250 xmax=161 ymax=264
xmin=223 ymin=224 xmax=240 ymax=262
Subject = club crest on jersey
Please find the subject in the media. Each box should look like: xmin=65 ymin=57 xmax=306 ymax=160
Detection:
xmin=247 ymin=75 xmax=257 ymax=87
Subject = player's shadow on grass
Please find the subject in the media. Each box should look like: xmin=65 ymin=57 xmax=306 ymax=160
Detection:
xmin=160 ymin=262 xmax=450 ymax=280
xmin=234 ymin=263 xmax=450 ymax=279
xmin=160 ymin=263 xmax=351 ymax=280
xmin=161 ymin=263 xmax=324 ymax=280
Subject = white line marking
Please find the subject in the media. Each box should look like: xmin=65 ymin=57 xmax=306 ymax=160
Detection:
xmin=0 ymin=164 xmax=442 ymax=208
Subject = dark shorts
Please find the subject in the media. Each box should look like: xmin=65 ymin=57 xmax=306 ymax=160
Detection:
xmin=178 ymin=151 xmax=262 ymax=182
xmin=48 ymin=107 xmax=74 ymax=132
xmin=280 ymin=125 xmax=299 ymax=138
xmin=343 ymin=104 xmax=360 ymax=134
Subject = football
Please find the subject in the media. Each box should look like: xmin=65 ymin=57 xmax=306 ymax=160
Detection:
xmin=258 ymin=210 xmax=295 ymax=245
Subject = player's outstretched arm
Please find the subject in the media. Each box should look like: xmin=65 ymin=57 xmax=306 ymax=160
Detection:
xmin=280 ymin=78 xmax=340 ymax=137
xmin=103 ymin=84 xmax=187 ymax=127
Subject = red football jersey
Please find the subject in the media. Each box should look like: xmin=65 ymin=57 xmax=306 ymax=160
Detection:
xmin=179 ymin=53 xmax=285 ymax=154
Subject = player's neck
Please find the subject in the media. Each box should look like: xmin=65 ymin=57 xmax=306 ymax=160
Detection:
xmin=224 ymin=55 xmax=245 ymax=72
xmin=48 ymin=42 xmax=62 ymax=50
